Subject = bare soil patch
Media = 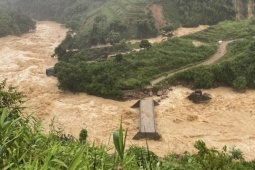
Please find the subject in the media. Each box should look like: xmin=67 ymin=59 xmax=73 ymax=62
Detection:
xmin=129 ymin=24 xmax=209 ymax=44
xmin=173 ymin=25 xmax=209 ymax=37
xmin=248 ymin=0 xmax=254 ymax=19
xmin=150 ymin=4 xmax=167 ymax=29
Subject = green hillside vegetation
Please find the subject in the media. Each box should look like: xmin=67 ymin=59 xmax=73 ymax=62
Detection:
xmin=55 ymin=38 xmax=216 ymax=98
xmin=0 ymin=0 xmax=238 ymax=47
xmin=185 ymin=19 xmax=255 ymax=42
xmin=167 ymin=19 xmax=255 ymax=91
xmin=55 ymin=19 xmax=255 ymax=98
xmin=1 ymin=81 xmax=255 ymax=169
xmin=0 ymin=0 xmax=244 ymax=98
xmin=56 ymin=19 xmax=255 ymax=98
xmin=60 ymin=0 xmax=158 ymax=47
xmin=59 ymin=0 xmax=237 ymax=47
xmin=0 ymin=0 xmax=158 ymax=47
xmin=0 ymin=9 xmax=35 ymax=37
xmin=161 ymin=0 xmax=236 ymax=29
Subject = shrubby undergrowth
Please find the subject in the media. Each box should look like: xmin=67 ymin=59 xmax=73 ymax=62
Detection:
xmin=168 ymin=20 xmax=255 ymax=91
xmin=54 ymin=38 xmax=215 ymax=98
xmin=55 ymin=19 xmax=255 ymax=98
xmin=0 ymin=0 xmax=238 ymax=47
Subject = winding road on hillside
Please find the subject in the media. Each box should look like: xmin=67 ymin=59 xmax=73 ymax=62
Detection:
xmin=150 ymin=40 xmax=235 ymax=86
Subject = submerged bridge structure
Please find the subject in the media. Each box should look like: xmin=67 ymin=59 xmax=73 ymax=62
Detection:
xmin=131 ymin=99 xmax=160 ymax=140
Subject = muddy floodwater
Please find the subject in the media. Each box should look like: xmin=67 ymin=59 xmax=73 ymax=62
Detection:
xmin=1 ymin=21 xmax=255 ymax=160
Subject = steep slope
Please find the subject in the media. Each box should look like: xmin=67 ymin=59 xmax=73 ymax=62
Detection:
xmin=233 ymin=0 xmax=246 ymax=19
xmin=232 ymin=0 xmax=255 ymax=19
xmin=0 ymin=0 xmax=240 ymax=47
xmin=248 ymin=0 xmax=254 ymax=19
xmin=150 ymin=3 xmax=167 ymax=29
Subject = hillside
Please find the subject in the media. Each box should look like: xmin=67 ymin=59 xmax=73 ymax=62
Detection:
xmin=1 ymin=0 xmax=253 ymax=47
xmin=54 ymin=18 xmax=255 ymax=98
xmin=1 ymin=0 xmax=254 ymax=97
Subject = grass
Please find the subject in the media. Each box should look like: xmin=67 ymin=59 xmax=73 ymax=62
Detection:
xmin=84 ymin=0 xmax=152 ymax=25
xmin=57 ymin=18 xmax=255 ymax=98
xmin=164 ymin=20 xmax=255 ymax=91
xmin=185 ymin=19 xmax=255 ymax=42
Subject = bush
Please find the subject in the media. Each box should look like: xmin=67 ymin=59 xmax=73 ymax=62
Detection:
xmin=232 ymin=76 xmax=247 ymax=91
xmin=229 ymin=147 xmax=244 ymax=160
xmin=193 ymin=67 xmax=214 ymax=88
xmin=79 ymin=128 xmax=88 ymax=143
xmin=126 ymin=146 xmax=159 ymax=169
xmin=139 ymin=39 xmax=151 ymax=49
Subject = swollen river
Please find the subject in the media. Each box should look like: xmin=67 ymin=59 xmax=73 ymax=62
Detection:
xmin=1 ymin=21 xmax=255 ymax=160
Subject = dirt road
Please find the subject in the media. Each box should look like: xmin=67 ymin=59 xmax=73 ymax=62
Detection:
xmin=1 ymin=22 xmax=255 ymax=160
xmin=150 ymin=40 xmax=234 ymax=86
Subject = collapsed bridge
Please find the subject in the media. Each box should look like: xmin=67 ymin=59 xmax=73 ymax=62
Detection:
xmin=131 ymin=99 xmax=160 ymax=140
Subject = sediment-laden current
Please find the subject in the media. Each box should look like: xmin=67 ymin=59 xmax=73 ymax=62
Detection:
xmin=1 ymin=21 xmax=255 ymax=160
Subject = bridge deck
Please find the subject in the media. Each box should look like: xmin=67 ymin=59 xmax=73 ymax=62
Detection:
xmin=139 ymin=99 xmax=156 ymax=133
xmin=131 ymin=99 xmax=160 ymax=140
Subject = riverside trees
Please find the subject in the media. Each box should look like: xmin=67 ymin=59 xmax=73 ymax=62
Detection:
xmin=0 ymin=9 xmax=35 ymax=37
xmin=54 ymin=38 xmax=215 ymax=98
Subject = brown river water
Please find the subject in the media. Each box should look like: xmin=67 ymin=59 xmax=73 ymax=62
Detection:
xmin=1 ymin=21 xmax=255 ymax=160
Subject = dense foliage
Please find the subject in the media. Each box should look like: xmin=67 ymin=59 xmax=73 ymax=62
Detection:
xmin=167 ymin=20 xmax=255 ymax=91
xmin=54 ymin=19 xmax=255 ymax=98
xmin=57 ymin=0 xmax=236 ymax=47
xmin=185 ymin=19 xmax=255 ymax=42
xmin=55 ymin=38 xmax=215 ymax=98
xmin=0 ymin=0 xmax=240 ymax=47
xmin=155 ymin=0 xmax=237 ymax=32
xmin=0 ymin=0 xmax=158 ymax=47
xmin=180 ymin=0 xmax=235 ymax=26
xmin=1 ymin=81 xmax=255 ymax=169
xmin=0 ymin=9 xmax=35 ymax=37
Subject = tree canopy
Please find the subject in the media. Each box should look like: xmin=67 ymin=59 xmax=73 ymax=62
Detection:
xmin=0 ymin=8 xmax=35 ymax=37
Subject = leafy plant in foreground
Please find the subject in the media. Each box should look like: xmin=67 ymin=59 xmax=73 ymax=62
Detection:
xmin=113 ymin=117 xmax=132 ymax=169
xmin=1 ymin=81 xmax=255 ymax=169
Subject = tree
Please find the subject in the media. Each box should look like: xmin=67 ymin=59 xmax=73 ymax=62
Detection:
xmin=79 ymin=128 xmax=87 ymax=143
xmin=0 ymin=79 xmax=25 ymax=117
xmin=114 ymin=54 xmax=123 ymax=62
xmin=193 ymin=67 xmax=214 ymax=88
xmin=139 ymin=40 xmax=151 ymax=49
xmin=0 ymin=9 xmax=35 ymax=37
xmin=107 ymin=31 xmax=121 ymax=45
